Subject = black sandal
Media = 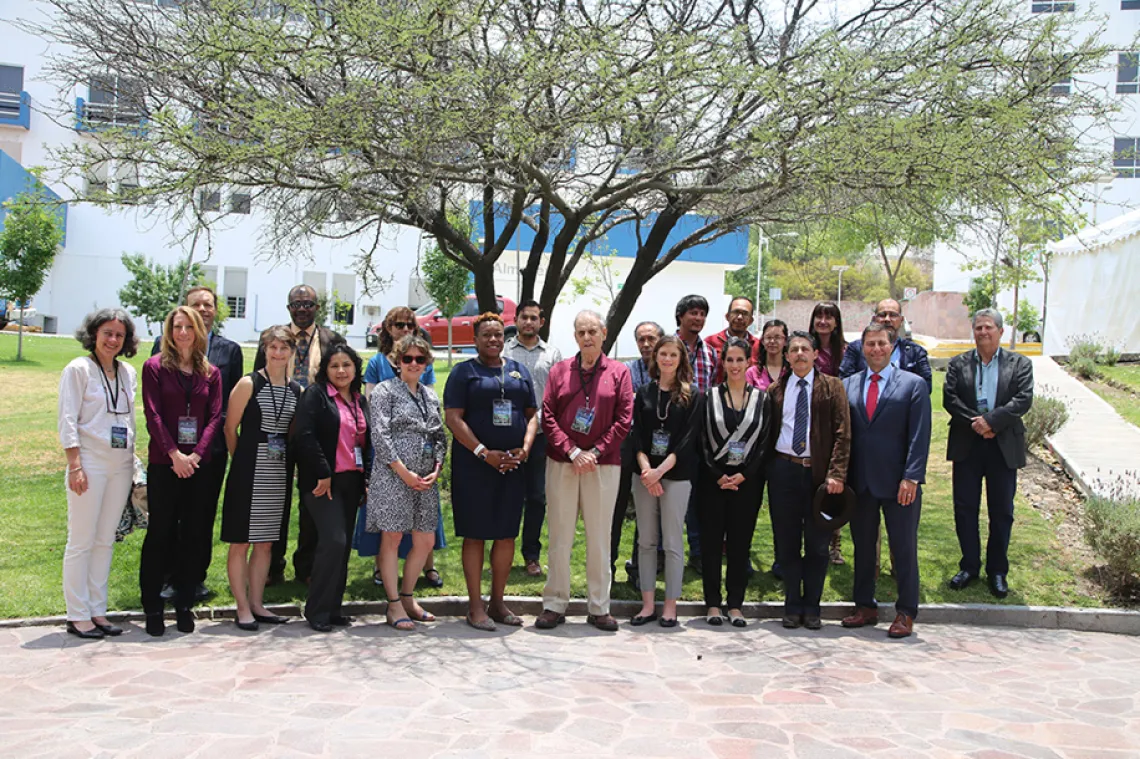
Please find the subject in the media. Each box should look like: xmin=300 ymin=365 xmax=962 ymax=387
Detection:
xmin=423 ymin=568 xmax=443 ymax=588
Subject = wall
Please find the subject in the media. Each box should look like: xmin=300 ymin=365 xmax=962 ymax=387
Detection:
xmin=1043 ymin=239 xmax=1140 ymax=356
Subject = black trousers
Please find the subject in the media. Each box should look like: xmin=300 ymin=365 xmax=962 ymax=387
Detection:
xmin=698 ymin=476 xmax=761 ymax=610
xmin=161 ymin=453 xmax=227 ymax=587
xmin=520 ymin=435 xmax=547 ymax=561
xmin=610 ymin=442 xmax=637 ymax=576
xmin=952 ymin=438 xmax=1018 ymax=576
xmin=304 ymin=471 xmax=365 ymax=624
xmin=767 ymin=457 xmax=831 ymax=616
xmin=272 ymin=460 xmax=318 ymax=581
xmin=851 ymin=491 xmax=921 ymax=619
xmin=141 ymin=464 xmax=215 ymax=614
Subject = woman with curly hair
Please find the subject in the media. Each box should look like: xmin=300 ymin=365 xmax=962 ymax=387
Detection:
xmin=58 ymin=308 xmax=141 ymax=639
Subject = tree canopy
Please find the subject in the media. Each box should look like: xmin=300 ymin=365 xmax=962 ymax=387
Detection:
xmin=27 ymin=0 xmax=1116 ymax=349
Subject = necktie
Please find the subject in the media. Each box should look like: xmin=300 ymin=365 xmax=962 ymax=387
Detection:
xmin=792 ymin=378 xmax=808 ymax=455
xmin=866 ymin=373 xmax=881 ymax=421
xmin=294 ymin=331 xmax=311 ymax=386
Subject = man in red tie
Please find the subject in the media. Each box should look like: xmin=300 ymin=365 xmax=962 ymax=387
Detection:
xmin=840 ymin=323 xmax=931 ymax=638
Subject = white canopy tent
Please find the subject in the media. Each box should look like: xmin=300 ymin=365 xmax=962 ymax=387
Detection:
xmin=1044 ymin=208 xmax=1140 ymax=356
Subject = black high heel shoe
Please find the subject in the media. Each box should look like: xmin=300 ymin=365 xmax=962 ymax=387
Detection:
xmin=66 ymin=621 xmax=104 ymax=640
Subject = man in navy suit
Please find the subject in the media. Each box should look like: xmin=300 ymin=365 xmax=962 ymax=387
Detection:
xmin=840 ymin=298 xmax=932 ymax=393
xmin=840 ymin=323 xmax=931 ymax=638
xmin=943 ymin=308 xmax=1033 ymax=599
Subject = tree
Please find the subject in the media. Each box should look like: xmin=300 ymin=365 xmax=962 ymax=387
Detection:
xmin=420 ymin=240 xmax=471 ymax=367
xmin=28 ymin=0 xmax=1117 ymax=350
xmin=118 ymin=254 xmax=204 ymax=333
xmin=0 ymin=180 xmax=65 ymax=360
xmin=963 ymin=277 xmax=995 ymax=318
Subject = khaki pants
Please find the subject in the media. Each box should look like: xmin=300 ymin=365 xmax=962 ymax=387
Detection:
xmin=542 ymin=460 xmax=621 ymax=615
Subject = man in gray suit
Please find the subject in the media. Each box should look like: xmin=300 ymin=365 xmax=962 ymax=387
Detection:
xmin=841 ymin=323 xmax=931 ymax=638
xmin=943 ymin=308 xmax=1033 ymax=599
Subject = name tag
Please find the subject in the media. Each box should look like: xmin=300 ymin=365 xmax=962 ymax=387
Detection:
xmin=571 ymin=407 xmax=595 ymax=434
xmin=423 ymin=441 xmax=434 ymax=457
xmin=977 ymin=397 xmax=990 ymax=414
xmin=726 ymin=441 xmax=746 ymax=466
xmin=492 ymin=398 xmax=513 ymax=427
xmin=353 ymin=446 xmax=364 ymax=468
xmin=177 ymin=416 xmax=198 ymax=445
xmin=266 ymin=433 xmax=286 ymax=461
xmin=650 ymin=429 xmax=670 ymax=457
xmin=110 ymin=426 xmax=128 ymax=449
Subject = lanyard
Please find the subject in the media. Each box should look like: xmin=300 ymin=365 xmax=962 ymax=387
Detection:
xmin=724 ymin=383 xmax=751 ymax=415
xmin=655 ymin=382 xmax=672 ymax=426
xmin=262 ymin=371 xmax=288 ymax=430
xmin=406 ymin=383 xmax=429 ymax=422
xmin=176 ymin=370 xmax=195 ymax=415
xmin=477 ymin=356 xmax=508 ymax=399
xmin=94 ymin=357 xmax=126 ymax=415
xmin=344 ymin=392 xmax=362 ymax=439
xmin=576 ymin=356 xmax=599 ymax=408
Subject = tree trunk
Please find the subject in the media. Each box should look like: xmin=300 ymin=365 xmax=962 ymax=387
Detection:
xmin=1009 ymin=280 xmax=1019 ymax=350
xmin=16 ymin=306 xmax=24 ymax=360
xmin=471 ymin=261 xmax=497 ymax=315
xmin=447 ymin=319 xmax=453 ymax=368
xmin=1040 ymin=254 xmax=1050 ymax=344
xmin=519 ymin=200 xmax=550 ymax=304
xmin=537 ymin=221 xmax=581 ymax=341
xmin=601 ymin=208 xmax=682 ymax=353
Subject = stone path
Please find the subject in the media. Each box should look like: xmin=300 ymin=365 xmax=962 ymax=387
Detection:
xmin=3 ymin=616 xmax=1138 ymax=758
xmin=1031 ymin=356 xmax=1140 ymax=498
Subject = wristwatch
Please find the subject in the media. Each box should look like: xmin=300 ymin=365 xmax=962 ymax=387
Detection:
xmin=474 ymin=443 xmax=488 ymax=460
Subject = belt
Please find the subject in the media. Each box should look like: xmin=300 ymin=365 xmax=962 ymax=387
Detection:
xmin=777 ymin=452 xmax=812 ymax=468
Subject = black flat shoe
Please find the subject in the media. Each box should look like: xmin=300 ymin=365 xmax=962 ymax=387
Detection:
xmin=309 ymin=620 xmax=333 ymax=633
xmin=729 ymin=615 xmax=747 ymax=628
xmin=781 ymin=614 xmax=802 ymax=629
xmin=658 ymin=617 xmax=678 ymax=628
xmin=329 ymin=615 xmax=354 ymax=627
xmin=989 ymin=574 xmax=1010 ymax=599
xmin=145 ymin=613 xmax=165 ymax=637
xmin=253 ymin=613 xmax=288 ymax=625
xmin=804 ymin=616 xmax=822 ymax=630
xmin=66 ymin=622 xmax=104 ymax=640
xmin=235 ymin=619 xmax=260 ymax=632
xmin=630 ymin=613 xmax=658 ymax=626
xmin=175 ymin=609 xmax=195 ymax=634
xmin=949 ymin=570 xmax=976 ymax=590
xmin=93 ymin=622 xmax=123 ymax=637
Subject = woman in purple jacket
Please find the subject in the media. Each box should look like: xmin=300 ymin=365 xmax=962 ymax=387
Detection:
xmin=140 ymin=306 xmax=223 ymax=636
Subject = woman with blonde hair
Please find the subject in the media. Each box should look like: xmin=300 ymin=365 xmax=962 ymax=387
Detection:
xmin=140 ymin=306 xmax=223 ymax=636
xmin=221 ymin=326 xmax=302 ymax=631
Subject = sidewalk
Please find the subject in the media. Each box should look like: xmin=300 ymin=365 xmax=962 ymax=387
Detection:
xmin=1032 ymin=356 xmax=1140 ymax=498
xmin=2 ymin=617 xmax=1138 ymax=758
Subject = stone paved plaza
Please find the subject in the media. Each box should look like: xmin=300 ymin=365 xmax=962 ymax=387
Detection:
xmin=2 ymin=617 xmax=1139 ymax=758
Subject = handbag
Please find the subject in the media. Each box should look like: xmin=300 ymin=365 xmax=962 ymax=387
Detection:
xmin=115 ymin=456 xmax=150 ymax=542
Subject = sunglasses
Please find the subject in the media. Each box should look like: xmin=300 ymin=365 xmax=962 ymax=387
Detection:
xmin=400 ymin=354 xmax=429 ymax=365
xmin=391 ymin=321 xmax=415 ymax=330
xmin=289 ymin=300 xmax=317 ymax=309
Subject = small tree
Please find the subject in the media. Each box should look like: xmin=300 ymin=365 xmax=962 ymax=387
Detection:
xmin=118 ymin=253 xmax=204 ymax=333
xmin=420 ymin=241 xmax=471 ymax=367
xmin=0 ymin=182 xmax=66 ymax=360
xmin=963 ymin=277 xmax=995 ymax=318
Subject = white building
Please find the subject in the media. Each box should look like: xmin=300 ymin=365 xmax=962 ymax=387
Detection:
xmin=0 ymin=1 xmax=747 ymax=359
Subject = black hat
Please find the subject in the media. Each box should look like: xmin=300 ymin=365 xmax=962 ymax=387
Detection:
xmin=812 ymin=483 xmax=857 ymax=531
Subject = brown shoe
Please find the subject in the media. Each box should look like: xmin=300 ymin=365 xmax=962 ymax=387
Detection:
xmin=534 ymin=609 xmax=565 ymax=629
xmin=587 ymin=613 xmax=619 ymax=632
xmin=841 ymin=606 xmax=879 ymax=628
xmin=829 ymin=532 xmax=845 ymax=565
xmin=888 ymin=613 xmax=914 ymax=638
xmin=525 ymin=560 xmax=543 ymax=577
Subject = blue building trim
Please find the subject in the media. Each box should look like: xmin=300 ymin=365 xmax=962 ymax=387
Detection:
xmin=469 ymin=202 xmax=748 ymax=266
xmin=0 ymin=91 xmax=31 ymax=130
xmin=0 ymin=150 xmax=68 ymax=245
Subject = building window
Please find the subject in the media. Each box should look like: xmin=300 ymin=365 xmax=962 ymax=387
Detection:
xmin=332 ymin=273 xmax=356 ymax=324
xmin=224 ymin=268 xmax=248 ymax=318
xmin=1114 ymin=137 xmax=1139 ymax=178
xmin=200 ymin=265 xmax=218 ymax=291
xmin=85 ymin=162 xmax=110 ymax=197
xmin=0 ymin=65 xmax=24 ymax=121
xmin=230 ymin=193 xmax=251 ymax=214
xmin=1031 ymin=1 xmax=1074 ymax=11
xmin=1119 ymin=53 xmax=1139 ymax=94
xmin=1123 ymin=0 xmax=1140 ymax=9
xmin=199 ymin=188 xmax=221 ymax=211
xmin=84 ymin=74 xmax=145 ymax=127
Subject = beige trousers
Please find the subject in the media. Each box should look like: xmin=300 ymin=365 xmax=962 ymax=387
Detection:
xmin=542 ymin=460 xmax=621 ymax=615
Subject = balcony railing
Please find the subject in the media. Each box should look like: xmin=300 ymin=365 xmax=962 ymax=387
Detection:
xmin=74 ymin=97 xmax=147 ymax=135
xmin=0 ymin=91 xmax=31 ymax=130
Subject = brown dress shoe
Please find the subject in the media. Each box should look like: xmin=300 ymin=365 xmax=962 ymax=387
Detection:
xmin=888 ymin=613 xmax=914 ymax=638
xmin=525 ymin=560 xmax=543 ymax=577
xmin=534 ymin=609 xmax=565 ymax=629
xmin=587 ymin=613 xmax=619 ymax=632
xmin=841 ymin=607 xmax=879 ymax=628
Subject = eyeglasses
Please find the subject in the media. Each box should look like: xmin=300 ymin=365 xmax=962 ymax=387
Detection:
xmin=289 ymin=300 xmax=317 ymax=309
xmin=877 ymin=311 xmax=901 ymax=319
xmin=400 ymin=354 xmax=429 ymax=365
xmin=391 ymin=321 xmax=415 ymax=330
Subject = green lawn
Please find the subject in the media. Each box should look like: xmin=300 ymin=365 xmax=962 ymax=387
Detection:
xmin=0 ymin=332 xmax=1105 ymax=619
xmin=1091 ymin=364 xmax=1140 ymax=429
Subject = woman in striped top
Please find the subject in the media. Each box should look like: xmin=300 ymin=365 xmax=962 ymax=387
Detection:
xmin=699 ymin=337 xmax=771 ymax=627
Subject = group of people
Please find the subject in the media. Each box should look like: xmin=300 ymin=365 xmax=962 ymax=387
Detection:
xmin=57 ymin=284 xmax=1034 ymax=640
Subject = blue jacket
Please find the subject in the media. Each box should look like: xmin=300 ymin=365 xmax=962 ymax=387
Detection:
xmin=840 ymin=337 xmax=932 ymax=394
xmin=842 ymin=369 xmax=931 ymax=502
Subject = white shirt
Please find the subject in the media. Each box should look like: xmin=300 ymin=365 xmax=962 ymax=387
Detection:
xmin=58 ymin=356 xmax=137 ymax=465
xmin=505 ymin=335 xmax=562 ymax=432
xmin=776 ymin=368 xmax=814 ymax=457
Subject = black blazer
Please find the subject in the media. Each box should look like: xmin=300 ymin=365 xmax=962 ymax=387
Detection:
xmin=253 ymin=325 xmax=345 ymax=375
xmin=943 ymin=348 xmax=1033 ymax=470
xmin=292 ymin=383 xmax=373 ymax=491
xmin=151 ymin=332 xmax=244 ymax=453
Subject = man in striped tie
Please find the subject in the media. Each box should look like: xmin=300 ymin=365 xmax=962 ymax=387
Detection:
xmin=764 ymin=331 xmax=850 ymax=630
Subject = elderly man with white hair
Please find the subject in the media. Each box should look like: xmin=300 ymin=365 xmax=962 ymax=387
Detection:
xmin=536 ymin=311 xmax=634 ymax=632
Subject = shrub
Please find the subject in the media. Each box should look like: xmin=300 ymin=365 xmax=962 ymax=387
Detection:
xmin=1024 ymin=390 xmax=1069 ymax=448
xmin=1101 ymin=345 xmax=1121 ymax=367
xmin=1068 ymin=357 xmax=1099 ymax=381
xmin=1083 ymin=478 xmax=1140 ymax=595
xmin=1067 ymin=334 xmax=1103 ymax=364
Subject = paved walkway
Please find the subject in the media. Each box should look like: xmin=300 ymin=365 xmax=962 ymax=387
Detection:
xmin=3 ymin=616 xmax=1138 ymax=758
xmin=1031 ymin=356 xmax=1140 ymax=498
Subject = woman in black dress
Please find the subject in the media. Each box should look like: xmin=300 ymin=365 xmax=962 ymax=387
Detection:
xmin=444 ymin=313 xmax=538 ymax=631
xmin=221 ymin=326 xmax=301 ymax=631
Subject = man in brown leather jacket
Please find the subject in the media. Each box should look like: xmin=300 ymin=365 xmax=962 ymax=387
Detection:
xmin=764 ymin=331 xmax=851 ymax=630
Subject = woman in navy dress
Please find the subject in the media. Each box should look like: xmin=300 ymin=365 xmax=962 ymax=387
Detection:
xmin=444 ymin=313 xmax=538 ymax=631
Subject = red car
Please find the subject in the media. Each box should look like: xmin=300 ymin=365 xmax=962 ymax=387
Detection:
xmin=416 ymin=295 xmax=517 ymax=348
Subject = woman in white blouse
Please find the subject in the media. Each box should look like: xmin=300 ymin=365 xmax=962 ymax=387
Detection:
xmin=58 ymin=308 xmax=140 ymax=639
